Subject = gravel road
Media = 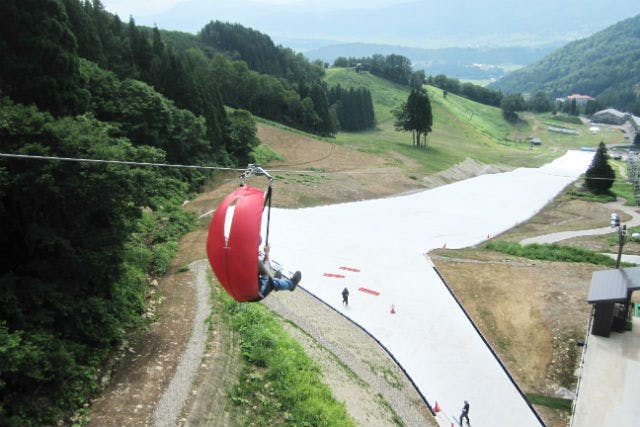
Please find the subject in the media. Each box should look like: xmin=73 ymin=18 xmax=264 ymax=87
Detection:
xmin=152 ymin=260 xmax=211 ymax=427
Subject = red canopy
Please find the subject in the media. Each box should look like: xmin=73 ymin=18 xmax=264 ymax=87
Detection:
xmin=206 ymin=185 xmax=264 ymax=302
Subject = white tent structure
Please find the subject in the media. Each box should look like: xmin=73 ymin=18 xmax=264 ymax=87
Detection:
xmin=266 ymin=150 xmax=595 ymax=426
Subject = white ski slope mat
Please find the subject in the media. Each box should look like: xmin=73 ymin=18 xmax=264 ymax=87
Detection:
xmin=265 ymin=150 xmax=595 ymax=426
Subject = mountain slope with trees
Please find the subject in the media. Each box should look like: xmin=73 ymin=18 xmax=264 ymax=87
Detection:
xmin=0 ymin=2 xmax=385 ymax=425
xmin=490 ymin=14 xmax=640 ymax=114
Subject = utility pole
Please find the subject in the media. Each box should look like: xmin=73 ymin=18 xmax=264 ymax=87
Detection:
xmin=611 ymin=213 xmax=632 ymax=323
xmin=611 ymin=213 xmax=627 ymax=269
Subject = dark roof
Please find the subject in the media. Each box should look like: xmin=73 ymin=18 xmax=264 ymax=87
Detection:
xmin=587 ymin=267 xmax=640 ymax=303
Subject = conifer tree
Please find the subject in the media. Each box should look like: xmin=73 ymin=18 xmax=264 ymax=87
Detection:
xmin=585 ymin=142 xmax=615 ymax=193
xmin=0 ymin=0 xmax=85 ymax=116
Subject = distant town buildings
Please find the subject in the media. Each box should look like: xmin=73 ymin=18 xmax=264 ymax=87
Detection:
xmin=590 ymin=108 xmax=640 ymax=143
xmin=592 ymin=108 xmax=630 ymax=125
xmin=626 ymin=115 xmax=640 ymax=143
xmin=555 ymin=93 xmax=595 ymax=106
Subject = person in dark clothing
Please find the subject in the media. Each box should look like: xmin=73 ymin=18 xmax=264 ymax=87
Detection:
xmin=342 ymin=287 xmax=349 ymax=306
xmin=258 ymin=244 xmax=301 ymax=299
xmin=459 ymin=400 xmax=470 ymax=426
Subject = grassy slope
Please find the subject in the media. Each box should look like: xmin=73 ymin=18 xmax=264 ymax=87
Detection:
xmin=323 ymin=67 xmax=625 ymax=174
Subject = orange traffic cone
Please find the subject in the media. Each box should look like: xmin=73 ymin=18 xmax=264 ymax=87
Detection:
xmin=390 ymin=304 xmax=396 ymax=314
xmin=434 ymin=401 xmax=440 ymax=413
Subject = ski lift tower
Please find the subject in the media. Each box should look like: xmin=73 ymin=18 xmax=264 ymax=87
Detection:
xmin=626 ymin=151 xmax=640 ymax=205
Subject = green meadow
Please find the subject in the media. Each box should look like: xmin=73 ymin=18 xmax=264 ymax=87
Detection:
xmin=323 ymin=68 xmax=625 ymax=174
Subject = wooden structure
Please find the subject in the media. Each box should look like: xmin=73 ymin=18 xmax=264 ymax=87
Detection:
xmin=587 ymin=267 xmax=640 ymax=337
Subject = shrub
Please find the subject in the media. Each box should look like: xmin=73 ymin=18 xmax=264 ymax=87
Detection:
xmin=484 ymin=241 xmax=623 ymax=267
xmin=224 ymin=296 xmax=355 ymax=427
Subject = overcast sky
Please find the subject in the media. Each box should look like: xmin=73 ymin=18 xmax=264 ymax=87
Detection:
xmin=100 ymin=0 xmax=407 ymax=18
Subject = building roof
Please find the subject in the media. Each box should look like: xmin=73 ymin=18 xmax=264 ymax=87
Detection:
xmin=593 ymin=108 xmax=627 ymax=118
xmin=567 ymin=94 xmax=594 ymax=100
xmin=588 ymin=267 xmax=640 ymax=303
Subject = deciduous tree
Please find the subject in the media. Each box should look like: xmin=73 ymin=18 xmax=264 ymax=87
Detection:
xmin=394 ymin=89 xmax=433 ymax=148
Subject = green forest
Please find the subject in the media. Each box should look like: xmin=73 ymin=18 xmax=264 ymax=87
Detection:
xmin=491 ymin=13 xmax=640 ymax=114
xmin=0 ymin=1 xmax=384 ymax=425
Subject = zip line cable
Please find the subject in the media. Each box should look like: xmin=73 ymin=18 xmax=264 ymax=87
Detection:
xmin=0 ymin=152 xmax=393 ymax=176
xmin=0 ymin=152 xmax=243 ymax=172
xmin=0 ymin=152 xmax=625 ymax=181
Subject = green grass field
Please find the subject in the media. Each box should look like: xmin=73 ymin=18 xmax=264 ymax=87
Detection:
xmin=321 ymin=68 xmax=625 ymax=175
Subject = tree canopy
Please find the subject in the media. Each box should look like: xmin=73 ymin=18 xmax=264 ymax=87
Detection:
xmin=393 ymin=89 xmax=433 ymax=148
xmin=428 ymin=74 xmax=503 ymax=107
xmin=333 ymin=54 xmax=424 ymax=88
xmin=500 ymin=94 xmax=526 ymax=122
xmin=327 ymin=85 xmax=375 ymax=131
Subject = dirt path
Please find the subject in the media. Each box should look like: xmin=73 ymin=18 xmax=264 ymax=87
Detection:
xmin=88 ymin=260 xmax=197 ymax=427
xmin=152 ymin=260 xmax=210 ymax=427
xmin=520 ymin=198 xmax=640 ymax=245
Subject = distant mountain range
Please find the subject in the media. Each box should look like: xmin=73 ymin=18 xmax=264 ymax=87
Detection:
xmin=130 ymin=0 xmax=640 ymax=82
xmin=136 ymin=0 xmax=640 ymax=49
xmin=490 ymin=14 xmax=640 ymax=113
xmin=304 ymin=43 xmax=560 ymax=80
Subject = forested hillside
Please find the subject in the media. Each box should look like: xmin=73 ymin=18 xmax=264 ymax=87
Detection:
xmin=0 ymin=0 xmax=392 ymax=424
xmin=491 ymin=14 xmax=640 ymax=114
xmin=0 ymin=1 xmax=341 ymax=426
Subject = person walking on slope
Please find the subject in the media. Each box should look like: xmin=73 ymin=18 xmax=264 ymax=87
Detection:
xmin=342 ymin=287 xmax=349 ymax=306
xmin=459 ymin=400 xmax=470 ymax=426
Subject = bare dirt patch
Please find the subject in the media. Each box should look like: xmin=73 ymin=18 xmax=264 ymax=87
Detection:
xmin=421 ymin=157 xmax=513 ymax=188
xmin=498 ymin=189 xmax=632 ymax=243
xmin=256 ymin=124 xmax=424 ymax=206
xmin=88 ymin=265 xmax=195 ymax=427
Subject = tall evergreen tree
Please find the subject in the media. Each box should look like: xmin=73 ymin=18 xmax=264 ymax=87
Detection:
xmin=309 ymin=83 xmax=336 ymax=136
xmin=0 ymin=0 xmax=87 ymax=116
xmin=127 ymin=17 xmax=153 ymax=80
xmin=61 ymin=0 xmax=105 ymax=64
xmin=585 ymin=142 xmax=615 ymax=193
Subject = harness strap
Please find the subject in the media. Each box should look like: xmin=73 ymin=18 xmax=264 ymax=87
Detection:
xmin=263 ymin=184 xmax=273 ymax=246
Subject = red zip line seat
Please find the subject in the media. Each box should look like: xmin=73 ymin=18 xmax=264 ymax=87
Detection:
xmin=206 ymin=166 xmax=273 ymax=302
